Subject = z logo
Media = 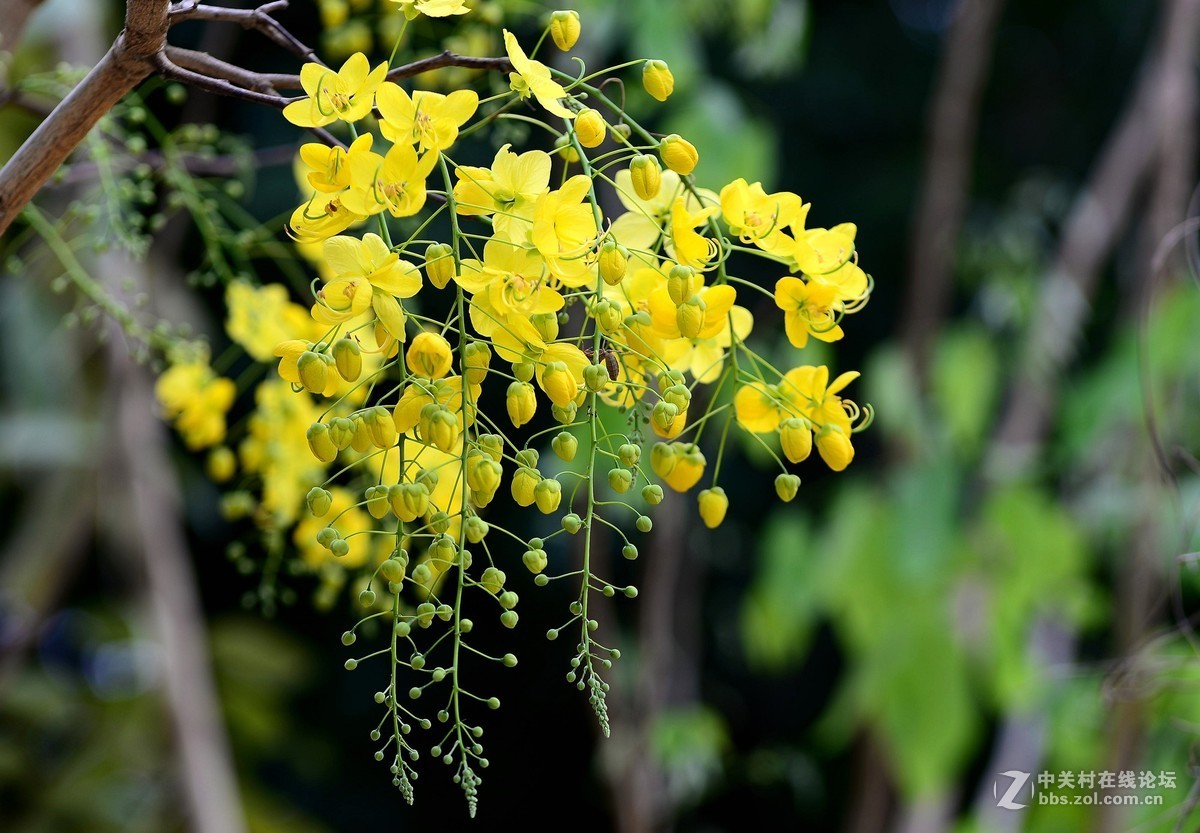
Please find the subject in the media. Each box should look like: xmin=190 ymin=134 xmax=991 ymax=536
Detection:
xmin=993 ymin=770 xmax=1032 ymax=810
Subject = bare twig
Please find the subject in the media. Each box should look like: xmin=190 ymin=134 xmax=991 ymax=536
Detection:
xmin=168 ymin=0 xmax=319 ymax=64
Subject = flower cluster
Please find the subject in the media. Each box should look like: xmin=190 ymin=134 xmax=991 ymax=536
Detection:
xmin=158 ymin=5 xmax=873 ymax=813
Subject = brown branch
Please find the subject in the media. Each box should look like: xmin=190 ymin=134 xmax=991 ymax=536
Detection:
xmin=169 ymin=0 xmax=320 ymax=64
xmin=152 ymin=50 xmax=292 ymax=109
xmin=899 ymin=0 xmax=1008 ymax=384
xmin=166 ymin=44 xmax=280 ymax=93
xmin=0 ymin=0 xmax=170 ymax=237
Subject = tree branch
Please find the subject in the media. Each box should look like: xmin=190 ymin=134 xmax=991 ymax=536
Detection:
xmin=0 ymin=0 xmax=170 ymax=237
xmin=169 ymin=0 xmax=320 ymax=64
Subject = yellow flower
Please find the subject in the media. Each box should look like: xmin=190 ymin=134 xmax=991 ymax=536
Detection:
xmin=791 ymin=222 xmax=858 ymax=276
xmin=288 ymin=195 xmax=363 ymax=244
xmin=642 ymin=60 xmax=675 ymax=102
xmin=283 ymin=53 xmax=387 ymax=129
xmin=503 ymin=30 xmax=575 ymax=120
xmin=389 ymin=0 xmax=471 ymax=18
xmin=452 ymin=144 xmax=551 ymax=240
xmin=532 ymin=176 xmax=598 ymax=285
xmin=317 ymin=233 xmax=423 ymax=339
xmin=377 ymin=83 xmax=478 ymax=153
xmin=298 ymin=138 xmax=358 ymax=193
xmin=407 ymin=331 xmax=454 ymax=379
xmin=156 ymin=360 xmax=236 ymax=450
xmin=549 ymin=10 xmax=581 ymax=51
xmin=719 ymin=179 xmax=807 ymax=257
xmin=774 ymin=277 xmax=843 ymax=348
xmin=344 ymin=140 xmax=438 ymax=219
xmin=457 ymin=239 xmax=562 ymax=349
xmin=239 ymin=381 xmax=326 ymax=524
xmin=647 ymin=279 xmax=737 ymax=342
xmin=668 ymin=196 xmax=720 ymax=270
xmin=659 ymin=305 xmax=753 ymax=384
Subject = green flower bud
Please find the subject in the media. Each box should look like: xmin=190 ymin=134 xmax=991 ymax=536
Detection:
xmin=775 ymin=473 xmax=801 ymax=502
xmin=583 ymin=363 xmax=610 ymax=393
xmin=641 ymin=484 xmax=664 ymax=505
xmin=608 ymin=468 xmax=633 ymax=493
xmin=561 ymin=512 xmax=583 ymax=534
xmin=618 ymin=443 xmax=642 ymax=467
xmin=552 ymin=431 xmax=578 ymax=462
xmin=481 ymin=566 xmax=506 ymax=595
xmin=522 ymin=548 xmax=549 ymax=574
xmin=306 ymin=422 xmax=337 ymax=462
xmin=306 ymin=487 xmax=333 ymax=517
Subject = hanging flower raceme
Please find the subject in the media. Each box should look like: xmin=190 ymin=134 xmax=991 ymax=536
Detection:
xmin=152 ymin=13 xmax=877 ymax=815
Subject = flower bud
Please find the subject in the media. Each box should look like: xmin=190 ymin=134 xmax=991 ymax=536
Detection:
xmin=575 ymin=108 xmax=606 ymax=148
xmin=350 ymin=413 xmax=373 ymax=452
xmin=549 ymin=9 xmax=581 ymax=51
xmin=332 ymin=338 xmax=362 ymax=382
xmin=511 ymin=466 xmax=539 ymax=507
xmin=380 ymin=557 xmax=406 ymax=583
xmin=481 ymin=566 xmax=506 ymax=595
xmin=534 ymin=478 xmax=562 ymax=514
xmin=522 ymin=548 xmax=549 ymax=574
xmin=514 ymin=361 xmax=535 ymax=382
xmin=697 ymin=487 xmax=728 ymax=529
xmin=552 ymin=431 xmax=579 ymax=462
xmin=775 ymin=473 xmax=800 ymax=502
xmin=463 ymin=341 xmax=491 ymax=385
xmin=530 ymin=311 xmax=560 ymax=342
xmin=667 ymin=265 xmax=697 ymax=305
xmin=675 ymin=295 xmax=706 ymax=339
xmin=659 ymin=133 xmax=698 ymax=175
xmin=389 ymin=482 xmax=431 ymax=522
xmin=540 ymin=361 xmax=578 ymax=407
xmin=465 ymin=516 xmax=489 ymax=543
xmin=552 ymin=401 xmax=578 ymax=424
xmin=498 ymin=590 xmax=519 ymax=610
xmin=583 ymin=363 xmax=610 ymax=393
xmin=658 ymin=369 xmax=686 ymax=393
xmin=598 ymin=241 xmax=628 ymax=286
xmin=816 ymin=425 xmax=855 ymax=472
xmin=468 ymin=456 xmax=503 ymax=500
xmin=618 ymin=443 xmax=641 ymax=467
xmin=554 ymin=133 xmax=580 ymax=164
xmin=652 ymin=442 xmax=706 ymax=491
xmin=629 ymin=154 xmax=662 ymax=201
xmin=416 ymin=467 xmax=439 ymax=490
xmin=407 ymin=331 xmax=454 ymax=379
xmin=429 ymin=510 xmax=451 ymax=535
xmin=425 ymin=242 xmax=455 ymax=289
xmin=427 ymin=409 xmax=459 ymax=452
xmin=306 ymin=422 xmax=337 ymax=462
xmin=607 ymin=468 xmax=633 ymax=493
xmin=507 ymin=381 xmax=537 ymax=428
xmin=517 ymin=448 xmax=539 ymax=467
xmin=479 ymin=434 xmax=503 ymax=461
xmin=651 ymin=401 xmax=679 ymax=432
xmin=366 ymin=485 xmax=391 ymax=519
xmin=561 ymin=513 xmax=583 ymax=533
xmin=642 ymin=60 xmax=675 ymax=102
xmin=780 ymin=418 xmax=813 ymax=464
xmin=306 ymin=487 xmax=333 ymax=517
xmin=368 ymin=405 xmax=397 ymax=449
xmin=298 ymin=350 xmax=330 ymax=394
xmin=207 ymin=446 xmax=235 ymax=482
xmin=591 ymin=298 xmax=624 ymax=334
xmin=329 ymin=416 xmax=355 ymax=450
xmin=663 ymin=383 xmax=691 ymax=412
xmin=641 ymin=484 xmax=664 ymax=505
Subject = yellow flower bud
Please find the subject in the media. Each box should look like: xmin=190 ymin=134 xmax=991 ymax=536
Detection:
xmin=428 ymin=409 xmax=459 ymax=452
xmin=583 ymin=363 xmax=610 ymax=393
xmin=591 ymin=298 xmax=624 ymax=335
xmin=816 ymin=425 xmax=855 ymax=472
xmin=642 ymin=60 xmax=675 ymax=102
xmin=675 ymin=295 xmax=707 ymax=339
xmin=332 ymin=338 xmax=362 ymax=382
xmin=468 ymin=456 xmax=503 ymax=503
xmin=552 ymin=431 xmax=578 ymax=461
xmin=697 ymin=487 xmax=728 ymax=529
xmin=540 ymin=361 xmax=578 ymax=408
xmin=549 ymin=9 xmax=581 ymax=51
xmin=780 ymin=418 xmax=812 ymax=464
xmin=629 ymin=154 xmax=662 ymax=201
xmin=663 ymin=383 xmax=691 ymax=411
xmin=298 ymin=350 xmax=330 ymax=394
xmin=479 ymin=434 xmax=503 ymax=461
xmin=667 ymin=265 xmax=696 ymax=305
xmin=407 ymin=331 xmax=454 ymax=379
xmin=552 ymin=401 xmax=578 ymax=424
xmin=651 ymin=442 xmax=705 ymax=492
xmin=464 ymin=341 xmax=491 ymax=385
xmin=389 ymin=483 xmax=430 ymax=523
xmin=306 ymin=422 xmax=337 ymax=463
xmin=511 ymin=466 xmax=539 ymax=507
xmin=306 ymin=486 xmax=333 ymax=517
xmin=350 ymin=413 xmax=373 ymax=452
xmin=425 ymin=243 xmax=456 ymax=289
xmin=329 ymin=416 xmax=355 ymax=449
xmin=530 ymin=312 xmax=560 ymax=342
xmin=534 ymin=478 xmax=562 ymax=514
xmin=659 ymin=133 xmax=698 ymax=175
xmin=507 ymin=381 xmax=537 ymax=428
xmin=366 ymin=485 xmax=390 ymax=519
xmin=368 ymin=405 xmax=398 ymax=449
xmin=575 ymin=107 xmax=606 ymax=148
xmin=598 ymin=241 xmax=628 ymax=286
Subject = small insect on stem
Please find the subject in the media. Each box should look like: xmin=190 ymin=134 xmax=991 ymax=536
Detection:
xmin=583 ymin=343 xmax=620 ymax=381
